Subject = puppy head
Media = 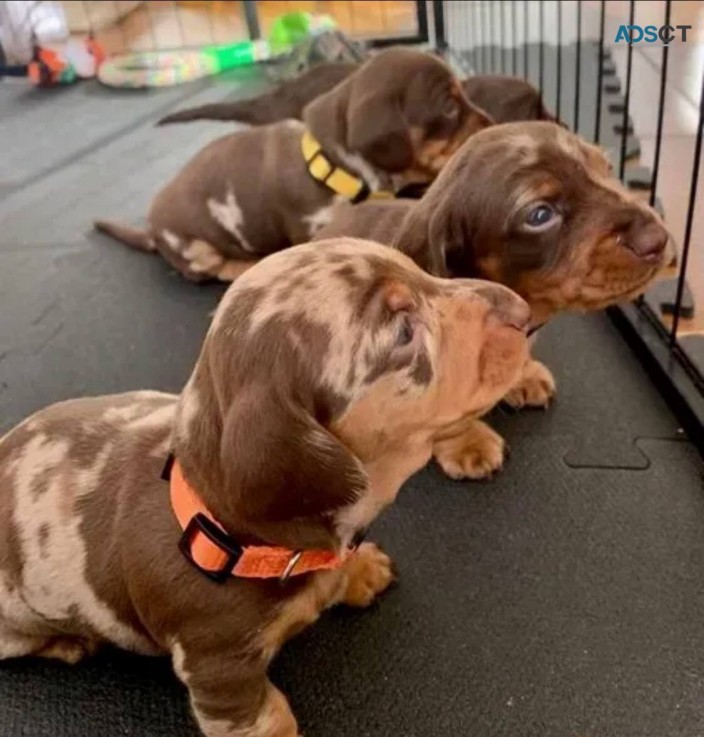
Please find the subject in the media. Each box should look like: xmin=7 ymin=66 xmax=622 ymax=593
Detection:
xmin=400 ymin=121 xmax=669 ymax=325
xmin=303 ymin=48 xmax=493 ymax=182
xmin=173 ymin=239 xmax=528 ymax=551
xmin=462 ymin=75 xmax=556 ymax=123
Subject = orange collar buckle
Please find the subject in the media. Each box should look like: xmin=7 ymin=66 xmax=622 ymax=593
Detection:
xmin=165 ymin=455 xmax=346 ymax=583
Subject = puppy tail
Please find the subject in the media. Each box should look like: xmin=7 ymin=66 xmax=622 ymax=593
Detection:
xmin=93 ymin=220 xmax=155 ymax=252
xmin=156 ymin=94 xmax=287 ymax=127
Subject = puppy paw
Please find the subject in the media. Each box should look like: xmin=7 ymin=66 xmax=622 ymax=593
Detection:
xmin=342 ymin=543 xmax=395 ymax=608
xmin=504 ymin=360 xmax=556 ymax=409
xmin=36 ymin=637 xmax=99 ymax=665
xmin=433 ymin=421 xmax=505 ymax=480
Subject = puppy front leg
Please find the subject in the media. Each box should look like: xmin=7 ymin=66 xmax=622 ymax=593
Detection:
xmin=341 ymin=542 xmax=395 ymax=608
xmin=503 ymin=358 xmax=556 ymax=409
xmin=173 ymin=646 xmax=300 ymax=737
xmin=433 ymin=419 xmax=505 ymax=481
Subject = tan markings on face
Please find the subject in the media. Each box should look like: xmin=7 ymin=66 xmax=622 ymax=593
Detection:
xmin=512 ymin=178 xmax=563 ymax=217
xmin=212 ymin=239 xmax=425 ymax=399
xmin=505 ymin=132 xmax=541 ymax=166
xmin=505 ymin=132 xmax=667 ymax=322
xmin=331 ymin=283 xmax=528 ymax=534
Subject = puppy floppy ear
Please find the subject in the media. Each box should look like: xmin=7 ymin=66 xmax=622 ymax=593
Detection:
xmin=395 ymin=188 xmax=478 ymax=279
xmin=175 ymin=362 xmax=367 ymax=552
xmin=345 ymin=90 xmax=414 ymax=172
xmin=217 ymin=383 xmax=366 ymax=550
xmin=303 ymin=77 xmax=414 ymax=173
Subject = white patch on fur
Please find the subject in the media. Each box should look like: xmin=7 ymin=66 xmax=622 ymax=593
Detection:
xmin=207 ymin=190 xmax=254 ymax=253
xmin=102 ymin=392 xmax=175 ymax=426
xmin=302 ymin=195 xmax=346 ymax=237
xmin=177 ymin=379 xmax=200 ymax=437
xmin=127 ymin=404 xmax=176 ymax=432
xmin=334 ymin=146 xmax=383 ymax=192
xmin=193 ymin=687 xmax=284 ymax=737
xmin=0 ymin=571 xmax=47 ymax=658
xmin=162 ymin=230 xmax=182 ymax=253
xmin=171 ymin=640 xmax=189 ymax=684
xmin=183 ymin=240 xmax=225 ymax=274
xmin=208 ymin=239 xmax=422 ymax=397
xmin=10 ymin=432 xmax=158 ymax=655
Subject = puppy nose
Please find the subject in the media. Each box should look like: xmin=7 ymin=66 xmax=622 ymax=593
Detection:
xmin=474 ymin=283 xmax=531 ymax=331
xmin=625 ymin=219 xmax=668 ymax=263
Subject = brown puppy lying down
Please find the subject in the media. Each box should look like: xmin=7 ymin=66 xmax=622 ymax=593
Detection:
xmin=95 ymin=48 xmax=491 ymax=283
xmin=157 ymin=61 xmax=552 ymax=127
xmin=312 ymin=123 xmax=669 ymax=481
xmin=0 ymin=239 xmax=530 ymax=737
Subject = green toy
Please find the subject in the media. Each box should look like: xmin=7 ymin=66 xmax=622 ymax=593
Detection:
xmin=98 ymin=11 xmax=336 ymax=89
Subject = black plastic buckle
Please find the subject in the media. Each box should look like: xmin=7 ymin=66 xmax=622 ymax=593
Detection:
xmin=178 ymin=513 xmax=244 ymax=584
xmin=161 ymin=453 xmax=175 ymax=481
xmin=350 ymin=180 xmax=370 ymax=204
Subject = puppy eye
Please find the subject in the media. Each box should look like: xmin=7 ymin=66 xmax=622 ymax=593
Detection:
xmin=525 ymin=203 xmax=558 ymax=231
xmin=397 ymin=315 xmax=414 ymax=345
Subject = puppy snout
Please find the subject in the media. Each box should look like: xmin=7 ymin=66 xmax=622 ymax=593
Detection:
xmin=475 ymin=284 xmax=531 ymax=331
xmin=624 ymin=217 xmax=668 ymax=263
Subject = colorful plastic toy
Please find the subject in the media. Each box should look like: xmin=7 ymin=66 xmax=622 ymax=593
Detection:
xmin=98 ymin=11 xmax=336 ymax=89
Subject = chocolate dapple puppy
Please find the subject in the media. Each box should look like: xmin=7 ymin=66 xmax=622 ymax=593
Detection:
xmin=95 ymin=48 xmax=491 ymax=282
xmin=313 ymin=122 xmax=669 ymax=481
xmin=157 ymin=62 xmax=552 ymax=129
xmin=0 ymin=239 xmax=530 ymax=737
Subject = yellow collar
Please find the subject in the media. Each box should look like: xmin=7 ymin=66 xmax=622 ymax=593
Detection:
xmin=301 ymin=131 xmax=394 ymax=203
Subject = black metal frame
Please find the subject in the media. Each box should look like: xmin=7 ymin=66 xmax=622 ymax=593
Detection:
xmin=369 ymin=0 xmax=429 ymax=47
xmin=431 ymin=0 xmax=704 ymax=455
xmin=244 ymin=0 xmax=431 ymax=49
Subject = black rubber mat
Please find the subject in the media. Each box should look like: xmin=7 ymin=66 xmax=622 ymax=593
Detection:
xmin=2 ymin=67 xmax=704 ymax=737
xmin=0 ymin=64 xmax=269 ymax=197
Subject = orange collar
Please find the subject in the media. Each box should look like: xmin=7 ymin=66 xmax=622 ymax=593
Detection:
xmin=165 ymin=455 xmax=346 ymax=583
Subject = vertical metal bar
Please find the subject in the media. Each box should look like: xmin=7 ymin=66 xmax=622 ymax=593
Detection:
xmin=416 ymin=0 xmax=429 ymax=43
xmin=483 ymin=1 xmax=491 ymax=73
xmin=594 ymin=0 xmax=606 ymax=143
xmin=472 ymin=1 xmax=481 ymax=72
xmin=619 ymin=0 xmax=635 ymax=181
xmin=242 ymin=0 xmax=261 ymax=40
xmin=512 ymin=1 xmax=518 ymax=75
xmin=524 ymin=0 xmax=529 ymax=80
xmin=670 ymin=69 xmax=704 ymax=342
xmin=538 ymin=0 xmax=544 ymax=97
xmin=650 ymin=0 xmax=671 ymax=207
xmin=500 ymin=0 xmax=506 ymax=73
xmin=574 ymin=0 xmax=582 ymax=132
xmin=433 ymin=0 xmax=447 ymax=51
xmin=490 ymin=1 xmax=496 ymax=72
xmin=172 ymin=0 xmax=186 ymax=48
xmin=556 ymin=1 xmax=562 ymax=120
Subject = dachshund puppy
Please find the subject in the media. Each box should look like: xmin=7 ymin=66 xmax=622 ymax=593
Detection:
xmin=312 ymin=123 xmax=669 ymax=481
xmin=95 ymin=49 xmax=491 ymax=283
xmin=156 ymin=63 xmax=552 ymax=129
xmin=0 ymin=239 xmax=530 ymax=737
